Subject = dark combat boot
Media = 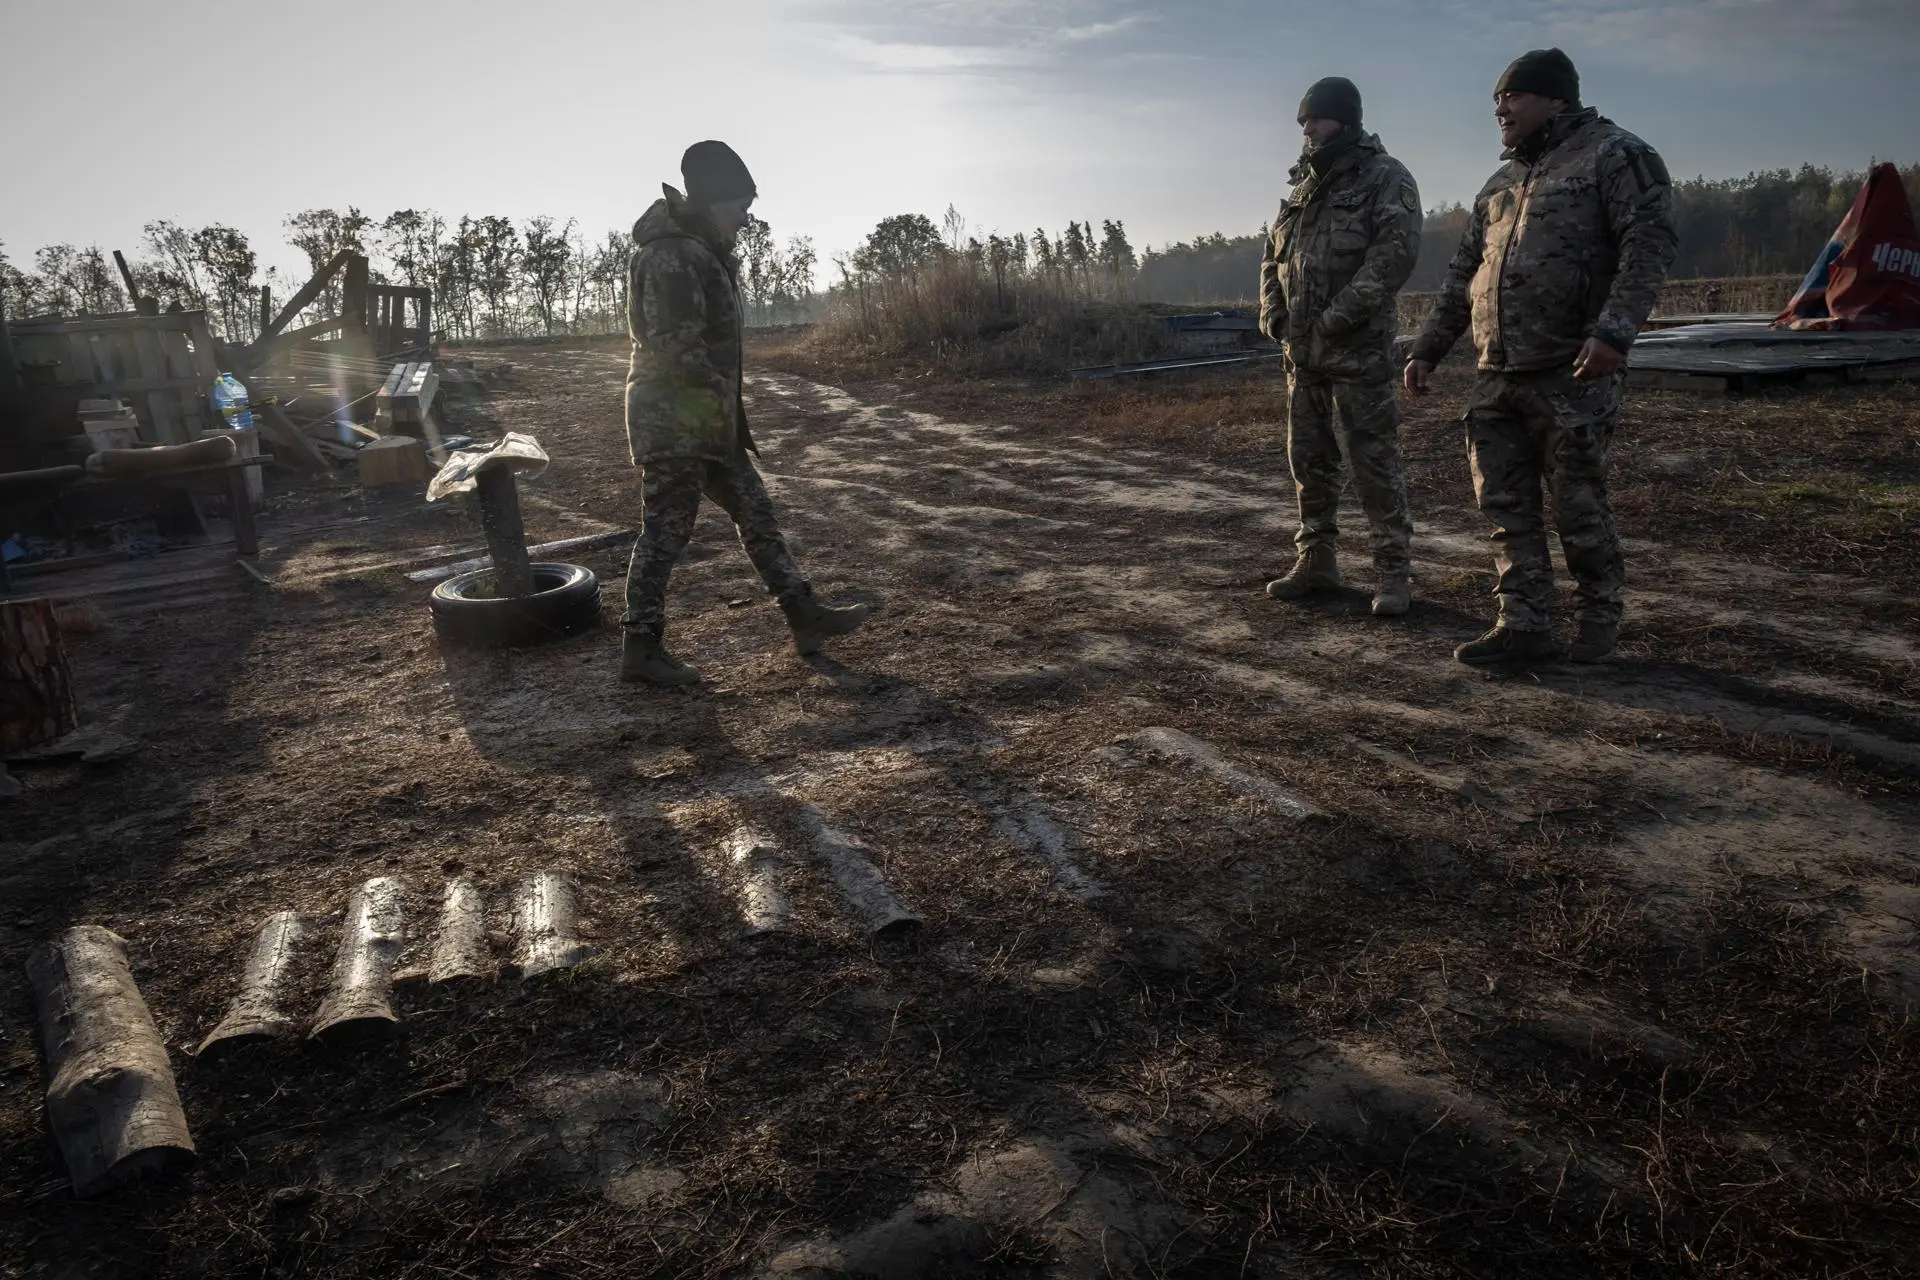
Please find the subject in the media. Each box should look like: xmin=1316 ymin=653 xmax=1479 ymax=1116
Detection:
xmin=1454 ymin=625 xmax=1558 ymax=666
xmin=1569 ymin=617 xmax=1620 ymax=664
xmin=1371 ymin=571 xmax=1412 ymax=618
xmin=1266 ymin=545 xmax=1341 ymax=601
xmin=780 ymin=591 xmax=871 ymax=656
xmin=620 ymin=627 xmax=700 ymax=686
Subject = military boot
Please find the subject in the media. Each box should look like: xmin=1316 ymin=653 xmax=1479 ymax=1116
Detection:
xmin=1371 ymin=571 xmax=1412 ymax=618
xmin=780 ymin=591 xmax=871 ymax=656
xmin=620 ymin=627 xmax=700 ymax=686
xmin=1266 ymin=545 xmax=1341 ymax=601
xmin=1454 ymin=626 xmax=1558 ymax=666
xmin=1569 ymin=617 xmax=1620 ymax=664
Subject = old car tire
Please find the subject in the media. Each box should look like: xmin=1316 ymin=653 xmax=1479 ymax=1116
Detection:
xmin=429 ymin=562 xmax=602 ymax=648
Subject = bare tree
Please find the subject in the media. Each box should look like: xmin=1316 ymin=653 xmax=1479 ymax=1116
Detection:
xmin=470 ymin=216 xmax=520 ymax=336
xmin=284 ymin=207 xmax=373 ymax=321
xmin=193 ymin=226 xmax=258 ymax=339
xmin=520 ymin=216 xmax=573 ymax=335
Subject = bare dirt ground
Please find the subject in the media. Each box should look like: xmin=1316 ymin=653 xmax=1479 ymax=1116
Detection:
xmin=2 ymin=335 xmax=1917 ymax=1278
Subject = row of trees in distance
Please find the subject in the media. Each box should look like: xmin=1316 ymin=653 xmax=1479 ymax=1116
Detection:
xmin=0 ymin=209 xmax=817 ymax=343
xmin=2 ymin=162 xmax=1911 ymax=342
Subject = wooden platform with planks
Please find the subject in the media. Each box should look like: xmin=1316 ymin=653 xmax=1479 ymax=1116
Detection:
xmin=1628 ymin=322 xmax=1920 ymax=392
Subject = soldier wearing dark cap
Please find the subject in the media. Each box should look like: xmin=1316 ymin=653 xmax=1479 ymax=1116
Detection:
xmin=1406 ymin=49 xmax=1677 ymax=665
xmin=619 ymin=141 xmax=868 ymax=685
xmin=1260 ymin=77 xmax=1424 ymax=617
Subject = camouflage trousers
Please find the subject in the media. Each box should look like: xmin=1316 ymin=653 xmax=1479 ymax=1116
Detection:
xmin=621 ymin=453 xmax=806 ymax=635
xmin=1464 ymin=368 xmax=1624 ymax=632
xmin=1287 ymin=369 xmax=1413 ymax=572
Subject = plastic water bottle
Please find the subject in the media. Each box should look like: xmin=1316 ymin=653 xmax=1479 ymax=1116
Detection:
xmin=211 ymin=372 xmax=255 ymax=431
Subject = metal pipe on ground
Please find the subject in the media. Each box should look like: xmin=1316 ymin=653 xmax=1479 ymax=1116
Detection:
xmin=508 ymin=871 xmax=593 ymax=978
xmin=196 ymin=911 xmax=309 ymax=1058
xmin=27 ymin=926 xmax=196 ymax=1196
xmin=309 ymin=878 xmax=407 ymax=1045
xmin=428 ymin=877 xmax=494 ymax=984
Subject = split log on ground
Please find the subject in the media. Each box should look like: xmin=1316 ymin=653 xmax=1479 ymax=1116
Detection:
xmin=27 ymin=926 xmax=195 ymax=1196
xmin=196 ymin=912 xmax=309 ymax=1058
xmin=357 ymin=435 xmax=432 ymax=488
xmin=795 ymin=805 xmax=922 ymax=936
xmin=428 ymin=877 xmax=494 ymax=984
xmin=310 ymin=878 xmax=406 ymax=1045
xmin=508 ymin=871 xmax=593 ymax=978
xmin=722 ymin=827 xmax=795 ymax=936
xmin=1 ymin=598 xmax=79 ymax=755
xmin=1128 ymin=727 xmax=1326 ymax=822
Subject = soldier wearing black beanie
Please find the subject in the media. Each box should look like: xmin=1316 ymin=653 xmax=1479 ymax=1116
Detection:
xmin=1405 ymin=47 xmax=1678 ymax=667
xmin=1494 ymin=48 xmax=1580 ymax=106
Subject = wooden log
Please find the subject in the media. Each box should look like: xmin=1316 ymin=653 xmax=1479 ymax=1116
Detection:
xmin=310 ymin=877 xmax=406 ymax=1046
xmin=508 ymin=871 xmax=592 ymax=979
xmin=341 ymin=255 xmax=369 ymax=339
xmin=722 ymin=827 xmax=794 ymax=937
xmin=27 ymin=926 xmax=196 ymax=1196
xmin=196 ymin=911 xmax=309 ymax=1058
xmin=86 ymin=435 xmax=235 ymax=479
xmin=0 ymin=599 xmax=79 ymax=755
xmin=427 ymin=877 xmax=493 ymax=985
xmin=357 ymin=435 xmax=432 ymax=488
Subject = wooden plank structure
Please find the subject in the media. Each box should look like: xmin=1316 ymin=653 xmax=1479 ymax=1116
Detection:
xmin=248 ymin=252 xmax=431 ymax=368
xmin=6 ymin=311 xmax=222 ymax=445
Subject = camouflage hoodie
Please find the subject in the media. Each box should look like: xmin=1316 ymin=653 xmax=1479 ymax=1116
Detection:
xmin=1411 ymin=107 xmax=1678 ymax=372
xmin=624 ymin=191 xmax=752 ymax=466
xmin=1258 ymin=131 xmax=1423 ymax=378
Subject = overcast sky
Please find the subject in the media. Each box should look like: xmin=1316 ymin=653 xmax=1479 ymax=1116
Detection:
xmin=4 ymin=0 xmax=1917 ymax=285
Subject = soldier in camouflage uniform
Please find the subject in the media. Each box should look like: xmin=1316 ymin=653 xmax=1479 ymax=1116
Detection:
xmin=1406 ymin=49 xmax=1677 ymax=665
xmin=1260 ymin=77 xmax=1424 ymax=617
xmin=620 ymin=141 xmax=868 ymax=685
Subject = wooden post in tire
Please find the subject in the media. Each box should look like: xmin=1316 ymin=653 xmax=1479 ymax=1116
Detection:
xmin=474 ymin=464 xmax=534 ymax=598
xmin=1 ymin=598 xmax=79 ymax=754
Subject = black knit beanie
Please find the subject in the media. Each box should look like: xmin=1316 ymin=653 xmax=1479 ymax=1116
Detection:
xmin=1495 ymin=48 xmax=1580 ymax=104
xmin=1297 ymin=77 xmax=1362 ymax=128
xmin=680 ymin=140 xmax=757 ymax=206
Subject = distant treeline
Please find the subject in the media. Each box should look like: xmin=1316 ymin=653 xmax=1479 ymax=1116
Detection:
xmin=0 ymin=209 xmax=815 ymax=343
xmin=3 ymin=163 xmax=1912 ymax=343
xmin=1135 ymin=162 xmax=1920 ymax=303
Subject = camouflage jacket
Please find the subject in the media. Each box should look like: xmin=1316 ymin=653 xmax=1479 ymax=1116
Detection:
xmin=625 ymin=193 xmax=753 ymax=466
xmin=1258 ymin=132 xmax=1422 ymax=378
xmin=1410 ymin=107 xmax=1678 ymax=373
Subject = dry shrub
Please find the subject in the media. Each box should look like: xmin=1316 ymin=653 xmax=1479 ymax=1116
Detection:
xmin=808 ymin=257 xmax=1171 ymax=376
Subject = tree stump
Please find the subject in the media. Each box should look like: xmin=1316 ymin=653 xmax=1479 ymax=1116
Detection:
xmin=1 ymin=598 xmax=79 ymax=755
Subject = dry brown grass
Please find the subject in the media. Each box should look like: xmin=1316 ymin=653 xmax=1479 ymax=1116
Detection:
xmin=807 ymin=258 xmax=1172 ymax=378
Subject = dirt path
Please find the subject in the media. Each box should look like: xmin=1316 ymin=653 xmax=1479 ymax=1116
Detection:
xmin=2 ymin=343 xmax=1916 ymax=1278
